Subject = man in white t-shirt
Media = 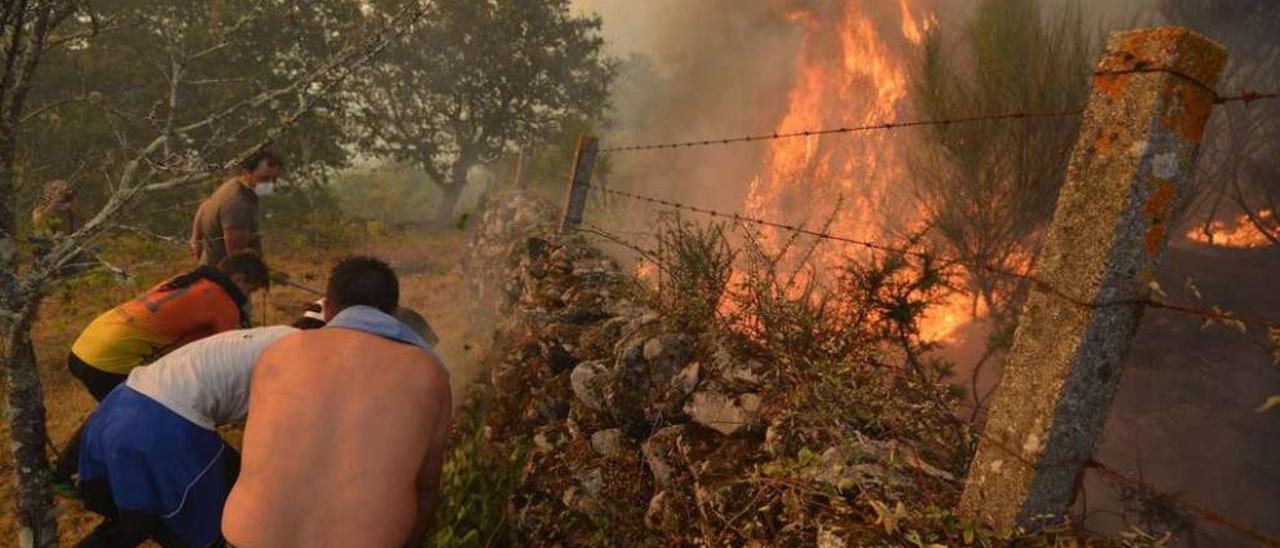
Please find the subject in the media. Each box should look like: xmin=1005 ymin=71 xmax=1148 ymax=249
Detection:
xmin=75 ymin=326 xmax=299 ymax=547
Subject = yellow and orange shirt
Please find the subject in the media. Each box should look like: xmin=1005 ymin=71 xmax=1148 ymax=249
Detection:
xmin=70 ymin=268 xmax=249 ymax=375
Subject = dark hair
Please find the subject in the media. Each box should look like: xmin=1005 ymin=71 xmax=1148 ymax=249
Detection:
xmin=326 ymin=256 xmax=399 ymax=315
xmin=240 ymin=149 xmax=283 ymax=173
xmin=218 ymin=252 xmax=270 ymax=289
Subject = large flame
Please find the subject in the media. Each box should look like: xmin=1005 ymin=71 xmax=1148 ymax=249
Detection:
xmin=1186 ymin=211 xmax=1278 ymax=249
xmin=743 ymin=1 xmax=968 ymax=341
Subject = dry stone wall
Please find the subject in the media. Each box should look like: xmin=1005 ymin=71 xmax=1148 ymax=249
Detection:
xmin=458 ymin=190 xmax=976 ymax=546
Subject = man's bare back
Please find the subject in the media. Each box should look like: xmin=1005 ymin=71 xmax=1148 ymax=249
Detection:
xmin=222 ymin=327 xmax=451 ymax=547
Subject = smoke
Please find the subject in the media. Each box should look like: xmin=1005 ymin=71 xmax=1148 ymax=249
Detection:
xmin=571 ymin=2 xmax=1280 ymax=545
xmin=573 ymin=0 xmax=800 ymax=216
xmin=576 ymin=0 xmax=1156 ymax=218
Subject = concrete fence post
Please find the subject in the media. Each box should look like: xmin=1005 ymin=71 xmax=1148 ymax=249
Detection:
xmin=958 ymin=27 xmax=1227 ymax=530
xmin=559 ymin=134 xmax=598 ymax=233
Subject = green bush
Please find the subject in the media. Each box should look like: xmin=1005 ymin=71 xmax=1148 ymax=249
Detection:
xmin=428 ymin=389 xmax=525 ymax=547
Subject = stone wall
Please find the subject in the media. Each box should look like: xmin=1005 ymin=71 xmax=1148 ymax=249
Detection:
xmin=456 ymin=190 xmax=1006 ymax=546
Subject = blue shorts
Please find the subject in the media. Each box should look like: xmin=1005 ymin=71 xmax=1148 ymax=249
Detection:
xmin=79 ymin=385 xmax=230 ymax=547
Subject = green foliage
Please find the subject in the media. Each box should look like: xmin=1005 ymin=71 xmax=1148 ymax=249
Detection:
xmin=19 ymin=0 xmax=367 ymax=215
xmin=259 ymin=185 xmax=369 ymax=253
xmin=327 ymin=164 xmax=442 ymax=224
xmin=428 ymin=390 xmax=524 ymax=547
xmin=649 ymin=214 xmax=736 ymax=331
xmin=352 ymin=0 xmax=617 ymax=224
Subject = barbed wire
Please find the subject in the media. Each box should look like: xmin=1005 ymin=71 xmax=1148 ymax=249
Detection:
xmin=1085 ymin=460 xmax=1280 ymax=546
xmin=577 ymin=222 xmax=668 ymax=277
xmin=595 ymin=85 xmax=1274 ymax=155
xmin=577 ymin=205 xmax=1279 ymax=546
xmin=597 ymin=109 xmax=1085 ymax=153
xmin=1213 ymin=91 xmax=1280 ymax=106
xmin=577 ymin=184 xmax=1280 ymax=334
xmin=927 ymin=384 xmax=1280 ymax=545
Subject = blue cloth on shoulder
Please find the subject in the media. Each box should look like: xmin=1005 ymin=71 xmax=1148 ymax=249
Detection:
xmin=78 ymin=385 xmax=229 ymax=547
xmin=324 ymin=305 xmax=431 ymax=352
xmin=324 ymin=305 xmax=447 ymax=379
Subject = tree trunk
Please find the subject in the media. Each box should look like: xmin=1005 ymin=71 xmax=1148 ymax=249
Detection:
xmin=1 ymin=296 xmax=58 ymax=548
xmin=432 ymin=158 xmax=472 ymax=227
xmin=2 ymin=118 xmax=59 ymax=548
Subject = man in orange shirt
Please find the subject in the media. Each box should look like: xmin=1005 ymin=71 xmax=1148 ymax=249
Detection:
xmin=53 ymin=252 xmax=270 ymax=492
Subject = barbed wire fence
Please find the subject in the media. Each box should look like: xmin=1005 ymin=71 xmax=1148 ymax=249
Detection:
xmin=73 ymin=80 xmax=1275 ymax=542
xmin=549 ymin=78 xmax=1280 ymax=546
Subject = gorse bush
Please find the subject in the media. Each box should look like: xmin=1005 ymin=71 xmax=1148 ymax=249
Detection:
xmin=428 ymin=389 xmax=524 ymax=548
xmin=649 ymin=214 xmax=736 ymax=332
xmin=439 ymin=191 xmax=1164 ymax=545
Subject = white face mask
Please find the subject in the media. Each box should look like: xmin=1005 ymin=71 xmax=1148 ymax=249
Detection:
xmin=254 ymin=181 xmax=277 ymax=197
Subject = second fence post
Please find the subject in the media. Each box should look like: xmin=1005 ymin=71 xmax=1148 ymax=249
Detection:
xmin=958 ymin=27 xmax=1227 ymax=530
xmin=560 ymin=134 xmax=599 ymax=233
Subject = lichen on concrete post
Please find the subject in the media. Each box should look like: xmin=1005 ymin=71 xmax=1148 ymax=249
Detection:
xmin=559 ymin=134 xmax=599 ymax=233
xmin=958 ymin=27 xmax=1227 ymax=530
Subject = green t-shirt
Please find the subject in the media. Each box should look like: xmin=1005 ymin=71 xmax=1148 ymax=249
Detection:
xmin=191 ymin=179 xmax=261 ymax=266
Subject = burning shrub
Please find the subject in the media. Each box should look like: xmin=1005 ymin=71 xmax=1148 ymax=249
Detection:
xmin=435 ymin=195 xmax=1123 ymax=546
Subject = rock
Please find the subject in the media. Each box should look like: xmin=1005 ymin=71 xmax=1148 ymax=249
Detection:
xmin=570 ymin=360 xmax=613 ymax=413
xmin=605 ymin=339 xmax=649 ymax=425
xmin=580 ymin=468 xmax=605 ymax=500
xmin=727 ymin=359 xmax=765 ymax=387
xmin=615 ymin=311 xmax=660 ymax=352
xmin=590 ymin=428 xmax=627 ymax=459
xmin=646 ymin=361 xmax=701 ymax=420
xmin=525 ymin=237 xmax=550 ymax=259
xmin=645 ymin=490 xmax=679 ymax=533
xmin=541 ymin=341 xmax=578 ymax=374
xmin=553 ymin=307 xmax=609 ymax=326
xmin=533 ymin=398 xmax=569 ymax=422
xmin=685 ymin=391 xmax=763 ymax=436
xmin=643 ymin=333 xmax=695 ymax=380
xmin=670 ymin=362 xmax=701 ymax=398
xmin=608 ymin=333 xmax=696 ymax=426
xmin=490 ymin=361 xmax=522 ymax=394
xmin=642 ymin=425 xmax=685 ymax=487
xmin=533 ymin=432 xmax=555 ymax=453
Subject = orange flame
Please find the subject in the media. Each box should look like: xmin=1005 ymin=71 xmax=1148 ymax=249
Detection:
xmin=1186 ymin=211 xmax=1279 ymax=249
xmin=744 ymin=1 xmax=972 ymax=342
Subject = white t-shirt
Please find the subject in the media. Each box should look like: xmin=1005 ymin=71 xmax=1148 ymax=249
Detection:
xmin=126 ymin=326 xmax=298 ymax=430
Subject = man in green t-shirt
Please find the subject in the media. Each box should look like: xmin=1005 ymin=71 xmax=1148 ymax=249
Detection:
xmin=189 ymin=150 xmax=283 ymax=266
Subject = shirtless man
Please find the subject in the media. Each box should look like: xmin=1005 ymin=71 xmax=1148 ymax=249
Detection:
xmin=223 ymin=257 xmax=451 ymax=547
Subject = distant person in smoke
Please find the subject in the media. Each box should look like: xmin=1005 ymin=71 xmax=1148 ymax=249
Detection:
xmin=190 ymin=149 xmax=283 ymax=267
xmin=31 ymin=178 xmax=81 ymax=236
xmin=223 ymin=256 xmax=451 ymax=548
xmin=30 ymin=178 xmax=98 ymax=276
xmin=52 ymin=252 xmax=269 ymax=495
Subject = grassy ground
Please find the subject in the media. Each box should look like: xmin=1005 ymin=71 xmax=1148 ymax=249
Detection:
xmin=0 ymin=225 xmax=489 ymax=545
